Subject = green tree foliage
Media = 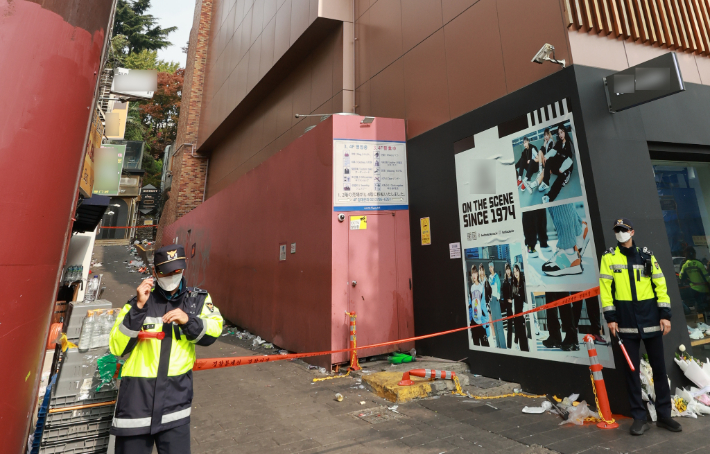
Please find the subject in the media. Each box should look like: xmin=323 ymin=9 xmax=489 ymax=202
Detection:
xmin=141 ymin=154 xmax=163 ymax=188
xmin=113 ymin=0 xmax=177 ymax=55
xmin=124 ymin=49 xmax=179 ymax=73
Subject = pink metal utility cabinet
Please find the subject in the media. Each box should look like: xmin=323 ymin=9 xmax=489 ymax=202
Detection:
xmin=163 ymin=115 xmax=414 ymax=367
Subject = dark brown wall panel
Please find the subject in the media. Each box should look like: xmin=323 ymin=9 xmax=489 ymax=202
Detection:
xmin=402 ymin=29 xmax=451 ymax=138
xmin=401 ymin=0 xmax=444 ymax=52
xmin=370 ymin=58 xmax=406 ymax=120
xmin=444 ymin=0 xmax=508 ymax=119
xmin=496 ymin=0 xmax=571 ymax=94
xmin=442 ymin=0 xmax=479 ymax=23
xmin=366 ymin=0 xmax=404 ymax=79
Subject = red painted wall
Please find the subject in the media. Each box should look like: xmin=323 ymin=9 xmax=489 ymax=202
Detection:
xmin=165 ymin=115 xmax=415 ymax=368
xmin=0 ymin=1 xmax=113 ymax=451
xmin=163 ymin=118 xmax=335 ymax=367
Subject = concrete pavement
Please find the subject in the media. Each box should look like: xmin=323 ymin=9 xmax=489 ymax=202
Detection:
xmin=92 ymin=245 xmax=706 ymax=454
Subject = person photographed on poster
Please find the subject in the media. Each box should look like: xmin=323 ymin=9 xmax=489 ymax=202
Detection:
xmin=511 ymin=264 xmax=529 ymax=351
xmin=522 ymin=209 xmax=551 ymax=258
xmin=501 ymin=263 xmax=514 ymax=348
xmin=515 ymin=137 xmax=539 ymax=192
xmin=539 ymin=125 xmax=575 ymax=204
xmin=541 ymin=204 xmax=590 ymax=276
xmin=487 ymin=262 xmax=506 ymax=349
xmin=468 ymin=264 xmax=490 ymax=347
xmin=528 ymin=128 xmax=554 ymax=192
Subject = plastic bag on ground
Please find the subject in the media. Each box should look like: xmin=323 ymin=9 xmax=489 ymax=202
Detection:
xmin=559 ymin=401 xmax=596 ymax=425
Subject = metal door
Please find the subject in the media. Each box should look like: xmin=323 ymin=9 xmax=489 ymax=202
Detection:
xmin=348 ymin=212 xmax=399 ymax=351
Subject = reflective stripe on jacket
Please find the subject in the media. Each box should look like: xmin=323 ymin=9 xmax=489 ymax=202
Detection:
xmin=109 ymin=280 xmax=223 ymax=436
xmin=679 ymin=259 xmax=710 ymax=293
xmin=599 ymin=244 xmax=671 ymax=339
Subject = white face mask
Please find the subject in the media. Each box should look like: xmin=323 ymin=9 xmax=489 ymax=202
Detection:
xmin=615 ymin=231 xmax=632 ymax=243
xmin=156 ymin=271 xmax=183 ymax=291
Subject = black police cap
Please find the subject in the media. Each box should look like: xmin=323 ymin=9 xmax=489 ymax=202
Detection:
xmin=153 ymin=245 xmax=187 ymax=274
xmin=612 ymin=218 xmax=634 ymax=231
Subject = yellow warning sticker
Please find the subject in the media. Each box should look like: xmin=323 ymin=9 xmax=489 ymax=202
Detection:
xmin=350 ymin=216 xmax=367 ymax=230
xmin=421 ymin=217 xmax=431 ymax=245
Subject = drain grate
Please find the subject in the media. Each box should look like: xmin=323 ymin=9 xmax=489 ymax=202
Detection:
xmin=350 ymin=406 xmax=404 ymax=424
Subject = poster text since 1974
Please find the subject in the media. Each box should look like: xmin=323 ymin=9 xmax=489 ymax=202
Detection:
xmin=461 ymin=192 xmax=516 ymax=228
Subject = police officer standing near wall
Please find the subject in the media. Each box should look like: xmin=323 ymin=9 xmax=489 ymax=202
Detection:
xmin=599 ymin=219 xmax=681 ymax=435
xmin=109 ymin=245 xmax=223 ymax=453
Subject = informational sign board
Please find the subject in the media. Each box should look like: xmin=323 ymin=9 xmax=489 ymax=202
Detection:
xmin=80 ymin=110 xmax=104 ymax=197
xmin=92 ymin=145 xmax=125 ymax=196
xmin=420 ymin=217 xmax=431 ymax=245
xmin=454 ymin=99 xmax=614 ymax=368
xmin=604 ymin=52 xmax=684 ymax=113
xmin=279 ymin=244 xmax=287 ymax=261
xmin=449 ymin=243 xmax=461 ymax=259
xmin=350 ymin=216 xmax=367 ymax=230
xmin=333 ymin=139 xmax=408 ymax=211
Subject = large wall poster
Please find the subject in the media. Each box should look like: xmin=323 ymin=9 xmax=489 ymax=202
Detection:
xmin=454 ymin=100 xmax=614 ymax=368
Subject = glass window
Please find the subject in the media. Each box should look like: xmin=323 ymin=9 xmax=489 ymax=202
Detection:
xmin=652 ymin=161 xmax=710 ymax=331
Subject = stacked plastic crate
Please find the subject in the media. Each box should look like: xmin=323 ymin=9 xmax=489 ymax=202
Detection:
xmin=39 ymin=300 xmax=118 ymax=454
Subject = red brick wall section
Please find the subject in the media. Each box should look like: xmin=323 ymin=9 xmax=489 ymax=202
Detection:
xmin=157 ymin=0 xmax=212 ymax=245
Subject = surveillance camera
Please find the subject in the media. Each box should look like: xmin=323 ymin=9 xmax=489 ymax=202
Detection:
xmin=338 ymin=214 xmax=345 ymax=222
xmin=531 ymin=43 xmax=565 ymax=68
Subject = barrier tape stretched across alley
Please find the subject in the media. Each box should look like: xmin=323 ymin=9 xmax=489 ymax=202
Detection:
xmin=193 ymin=286 xmax=601 ymax=371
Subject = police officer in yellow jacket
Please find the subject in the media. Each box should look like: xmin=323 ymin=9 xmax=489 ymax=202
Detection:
xmin=599 ymin=218 xmax=681 ymax=435
xmin=109 ymin=245 xmax=223 ymax=453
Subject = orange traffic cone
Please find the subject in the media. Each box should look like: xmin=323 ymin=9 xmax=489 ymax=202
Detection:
xmin=583 ymin=334 xmax=618 ymax=429
xmin=399 ymin=369 xmax=457 ymax=386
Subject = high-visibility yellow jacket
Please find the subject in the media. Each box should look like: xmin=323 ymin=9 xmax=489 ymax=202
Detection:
xmin=679 ymin=259 xmax=710 ymax=293
xmin=599 ymin=244 xmax=671 ymax=339
xmin=109 ymin=280 xmax=223 ymax=436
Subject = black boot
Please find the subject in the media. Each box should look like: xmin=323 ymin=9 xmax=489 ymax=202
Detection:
xmin=542 ymin=336 xmax=562 ymax=348
xmin=630 ymin=419 xmax=650 ymax=435
xmin=656 ymin=417 xmax=682 ymax=432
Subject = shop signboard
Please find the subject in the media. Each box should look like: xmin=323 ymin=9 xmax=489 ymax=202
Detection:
xmin=333 ymin=139 xmax=408 ymax=211
xmin=140 ymin=185 xmax=160 ymax=211
xmin=454 ymin=98 xmax=615 ymax=368
xmin=80 ymin=109 xmax=104 ymax=197
xmin=604 ymin=52 xmax=684 ymax=113
xmin=92 ymin=145 xmax=125 ymax=196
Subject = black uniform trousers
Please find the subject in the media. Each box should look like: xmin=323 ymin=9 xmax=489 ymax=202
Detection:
xmin=622 ymin=335 xmax=672 ymax=421
xmin=115 ymin=423 xmax=191 ymax=454
xmin=522 ymin=210 xmax=548 ymax=249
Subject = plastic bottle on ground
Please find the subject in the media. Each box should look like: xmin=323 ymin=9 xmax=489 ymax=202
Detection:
xmin=78 ymin=310 xmax=95 ymax=352
xmin=84 ymin=275 xmax=99 ymax=304
xmin=90 ymin=310 xmax=105 ymax=349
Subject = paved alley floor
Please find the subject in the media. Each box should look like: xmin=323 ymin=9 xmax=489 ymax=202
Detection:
xmin=92 ymin=245 xmax=707 ymax=454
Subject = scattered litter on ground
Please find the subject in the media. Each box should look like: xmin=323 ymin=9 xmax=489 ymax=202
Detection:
xmin=388 ymin=405 xmax=399 ymax=413
xmin=335 ymin=393 xmax=343 ymax=402
xmin=522 ymin=401 xmax=552 ymax=414
xmin=252 ymin=336 xmax=265 ymax=346
xmin=359 ymin=401 xmax=366 ymax=405
xmin=262 ymin=343 xmax=274 ymax=349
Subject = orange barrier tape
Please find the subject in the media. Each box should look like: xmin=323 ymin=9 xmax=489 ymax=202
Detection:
xmin=193 ymin=287 xmax=601 ymax=371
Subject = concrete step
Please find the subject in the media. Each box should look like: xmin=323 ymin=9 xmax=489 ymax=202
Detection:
xmin=357 ymin=360 xmax=471 ymax=403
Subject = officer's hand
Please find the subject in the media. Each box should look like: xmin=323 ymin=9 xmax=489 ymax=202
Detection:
xmin=164 ymin=308 xmax=189 ymax=325
xmin=136 ymin=278 xmax=153 ymax=309
xmin=661 ymin=319 xmax=671 ymax=335
xmin=607 ymin=322 xmax=618 ymax=337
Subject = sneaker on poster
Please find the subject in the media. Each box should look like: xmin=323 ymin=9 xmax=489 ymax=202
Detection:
xmin=576 ymin=221 xmax=590 ymax=258
xmin=528 ymin=179 xmax=538 ymax=192
xmin=519 ymin=180 xmax=527 ymax=192
xmin=542 ymin=195 xmax=550 ymax=204
xmin=527 ymin=246 xmax=538 ymax=258
xmin=539 ymin=244 xmax=553 ymax=253
xmin=538 ymin=182 xmax=549 ymax=192
xmin=563 ymin=169 xmax=572 ymax=186
xmin=561 ymin=342 xmax=580 ymax=351
xmin=542 ymin=337 xmax=562 ymax=348
xmin=517 ymin=176 xmax=522 ymax=185
xmin=542 ymin=248 xmax=583 ymax=276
